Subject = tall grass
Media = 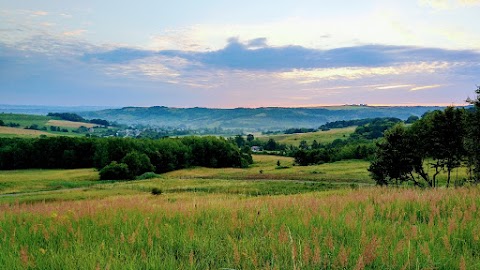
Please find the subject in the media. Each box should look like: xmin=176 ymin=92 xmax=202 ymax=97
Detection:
xmin=1 ymin=187 xmax=479 ymax=269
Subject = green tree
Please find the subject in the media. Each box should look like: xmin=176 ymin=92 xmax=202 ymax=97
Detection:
xmin=370 ymin=107 xmax=467 ymax=187
xmin=411 ymin=108 xmax=465 ymax=187
xmin=368 ymin=124 xmax=423 ymax=186
xmin=405 ymin=115 xmax=419 ymax=124
xmin=99 ymin=161 xmax=131 ymax=180
xmin=466 ymin=86 xmax=480 ymax=182
xmin=311 ymin=140 xmax=320 ymax=149
xmin=246 ymin=134 xmax=254 ymax=143
xmin=265 ymin=138 xmax=277 ymax=151
xmin=122 ymin=151 xmax=155 ymax=178
xmin=234 ymin=135 xmax=245 ymax=148
xmin=299 ymin=140 xmax=309 ymax=150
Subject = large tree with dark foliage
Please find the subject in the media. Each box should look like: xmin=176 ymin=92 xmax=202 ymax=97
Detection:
xmin=368 ymin=124 xmax=422 ymax=186
xmin=369 ymin=105 xmax=469 ymax=187
xmin=466 ymin=86 xmax=480 ymax=182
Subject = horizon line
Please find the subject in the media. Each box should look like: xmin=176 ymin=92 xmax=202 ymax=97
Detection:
xmin=0 ymin=102 xmax=470 ymax=111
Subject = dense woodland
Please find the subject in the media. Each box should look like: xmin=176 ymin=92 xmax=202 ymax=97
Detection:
xmin=369 ymin=87 xmax=480 ymax=186
xmin=0 ymin=136 xmax=252 ymax=180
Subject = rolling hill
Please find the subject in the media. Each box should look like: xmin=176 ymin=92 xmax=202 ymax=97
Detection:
xmin=79 ymin=105 xmax=444 ymax=130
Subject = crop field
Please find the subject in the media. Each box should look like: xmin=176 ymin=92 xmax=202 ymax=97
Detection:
xmin=46 ymin=120 xmax=96 ymax=129
xmin=258 ymin=127 xmax=356 ymax=146
xmin=0 ymin=126 xmax=54 ymax=137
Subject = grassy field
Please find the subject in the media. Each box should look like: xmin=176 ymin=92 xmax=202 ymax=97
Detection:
xmin=0 ymin=155 xmax=371 ymax=204
xmin=1 ymin=187 xmax=479 ymax=269
xmin=0 ymin=155 xmax=470 ymax=204
xmin=0 ymin=113 xmax=100 ymax=138
xmin=165 ymin=155 xmax=372 ymax=183
xmin=0 ymin=113 xmax=50 ymax=128
xmin=0 ymin=126 xmax=55 ymax=138
xmin=0 ymin=155 xmax=477 ymax=269
xmin=0 ymin=168 xmax=99 ymax=195
xmin=258 ymin=127 xmax=356 ymax=146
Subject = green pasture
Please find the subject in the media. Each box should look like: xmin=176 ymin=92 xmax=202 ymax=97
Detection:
xmin=258 ymin=127 xmax=356 ymax=146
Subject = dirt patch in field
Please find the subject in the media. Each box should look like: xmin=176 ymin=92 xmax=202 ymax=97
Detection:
xmin=47 ymin=120 xmax=96 ymax=128
xmin=0 ymin=126 xmax=52 ymax=136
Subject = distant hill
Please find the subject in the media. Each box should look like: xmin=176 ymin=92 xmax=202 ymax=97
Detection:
xmin=0 ymin=105 xmax=117 ymax=115
xmin=78 ymin=105 xmax=446 ymax=131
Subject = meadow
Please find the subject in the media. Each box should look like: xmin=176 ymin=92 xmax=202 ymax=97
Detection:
xmin=258 ymin=127 xmax=356 ymax=145
xmin=1 ymin=187 xmax=479 ymax=269
xmin=0 ymin=155 xmax=476 ymax=269
xmin=0 ymin=113 xmax=100 ymax=137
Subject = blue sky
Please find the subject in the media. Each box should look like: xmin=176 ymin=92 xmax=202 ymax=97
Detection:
xmin=1 ymin=0 xmax=479 ymax=107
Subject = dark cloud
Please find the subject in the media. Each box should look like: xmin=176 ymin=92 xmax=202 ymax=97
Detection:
xmin=81 ymin=48 xmax=154 ymax=63
xmin=82 ymin=38 xmax=480 ymax=71
xmin=246 ymin=37 xmax=268 ymax=48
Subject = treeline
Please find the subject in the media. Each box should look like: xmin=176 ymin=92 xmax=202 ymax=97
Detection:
xmin=231 ymin=134 xmax=288 ymax=152
xmin=293 ymin=117 xmax=402 ymax=165
xmin=319 ymin=117 xmax=414 ymax=131
xmin=276 ymin=116 xmax=416 ymax=136
xmin=350 ymin=118 xmax=403 ymax=140
xmin=369 ymin=87 xmax=480 ymax=187
xmin=0 ymin=136 xmax=252 ymax=180
xmin=0 ymin=120 xmax=20 ymax=128
xmin=283 ymin=128 xmax=317 ymax=134
xmin=294 ymin=139 xmax=375 ymax=165
xmin=47 ymin=113 xmax=110 ymax=126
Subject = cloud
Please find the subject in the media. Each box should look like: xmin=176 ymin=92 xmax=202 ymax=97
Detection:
xmin=375 ymin=84 xmax=414 ymax=90
xmin=31 ymin=11 xmax=48 ymax=16
xmin=2 ymin=33 xmax=478 ymax=107
xmin=76 ymin=38 xmax=480 ymax=93
xmin=63 ymin=29 xmax=87 ymax=37
xmin=276 ymin=62 xmax=451 ymax=83
xmin=419 ymin=0 xmax=480 ymax=9
xmin=410 ymin=84 xmax=444 ymax=91
xmin=246 ymin=37 xmax=268 ymax=48
xmin=83 ymin=38 xmax=480 ymax=73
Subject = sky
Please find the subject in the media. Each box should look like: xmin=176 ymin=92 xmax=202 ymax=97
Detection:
xmin=1 ymin=0 xmax=479 ymax=108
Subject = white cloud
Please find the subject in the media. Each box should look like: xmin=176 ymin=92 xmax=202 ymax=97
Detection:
xmin=375 ymin=84 xmax=414 ymax=90
xmin=276 ymin=62 xmax=451 ymax=83
xmin=410 ymin=84 xmax=444 ymax=91
xmin=63 ymin=29 xmax=87 ymax=37
xmin=31 ymin=11 xmax=48 ymax=16
xmin=419 ymin=0 xmax=480 ymax=9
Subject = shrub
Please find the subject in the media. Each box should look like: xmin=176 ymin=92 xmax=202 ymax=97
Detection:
xmin=99 ymin=161 xmax=131 ymax=180
xmin=151 ymin=188 xmax=163 ymax=195
xmin=122 ymin=151 xmax=155 ymax=177
xmin=136 ymin=172 xmax=159 ymax=180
